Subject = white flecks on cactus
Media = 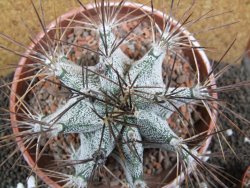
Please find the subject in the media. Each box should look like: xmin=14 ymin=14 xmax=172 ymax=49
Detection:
xmin=41 ymin=97 xmax=106 ymax=134
xmin=71 ymin=125 xmax=122 ymax=181
xmin=66 ymin=175 xmax=87 ymax=188
xmin=97 ymin=24 xmax=131 ymax=94
xmin=128 ymin=45 xmax=166 ymax=88
xmin=44 ymin=56 xmax=100 ymax=91
xmin=122 ymin=127 xmax=144 ymax=187
xmin=20 ymin=2 xmax=214 ymax=187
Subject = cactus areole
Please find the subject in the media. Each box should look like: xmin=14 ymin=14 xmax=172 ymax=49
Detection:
xmin=10 ymin=2 xmax=217 ymax=188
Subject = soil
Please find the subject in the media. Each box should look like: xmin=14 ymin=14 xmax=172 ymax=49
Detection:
xmin=0 ymin=73 xmax=30 ymax=188
xmin=0 ymin=22 xmax=250 ymax=188
xmin=207 ymin=63 xmax=250 ymax=187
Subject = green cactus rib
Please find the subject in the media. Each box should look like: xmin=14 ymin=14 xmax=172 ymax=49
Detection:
xmin=28 ymin=7 xmax=211 ymax=188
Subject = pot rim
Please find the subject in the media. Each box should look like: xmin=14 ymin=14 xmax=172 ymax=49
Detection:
xmin=10 ymin=2 xmax=217 ymax=188
xmin=241 ymin=166 xmax=250 ymax=188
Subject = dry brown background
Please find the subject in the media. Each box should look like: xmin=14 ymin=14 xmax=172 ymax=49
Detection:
xmin=0 ymin=0 xmax=250 ymax=76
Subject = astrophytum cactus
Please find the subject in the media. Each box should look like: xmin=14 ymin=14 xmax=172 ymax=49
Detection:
xmin=23 ymin=2 xmax=214 ymax=188
xmin=3 ymin=1 xmax=245 ymax=188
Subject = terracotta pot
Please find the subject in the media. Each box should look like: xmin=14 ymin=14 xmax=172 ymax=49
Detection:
xmin=243 ymin=37 xmax=250 ymax=73
xmin=10 ymin=2 xmax=217 ymax=188
xmin=241 ymin=166 xmax=250 ymax=188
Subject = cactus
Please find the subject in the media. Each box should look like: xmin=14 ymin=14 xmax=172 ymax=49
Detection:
xmin=0 ymin=0 xmax=249 ymax=188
